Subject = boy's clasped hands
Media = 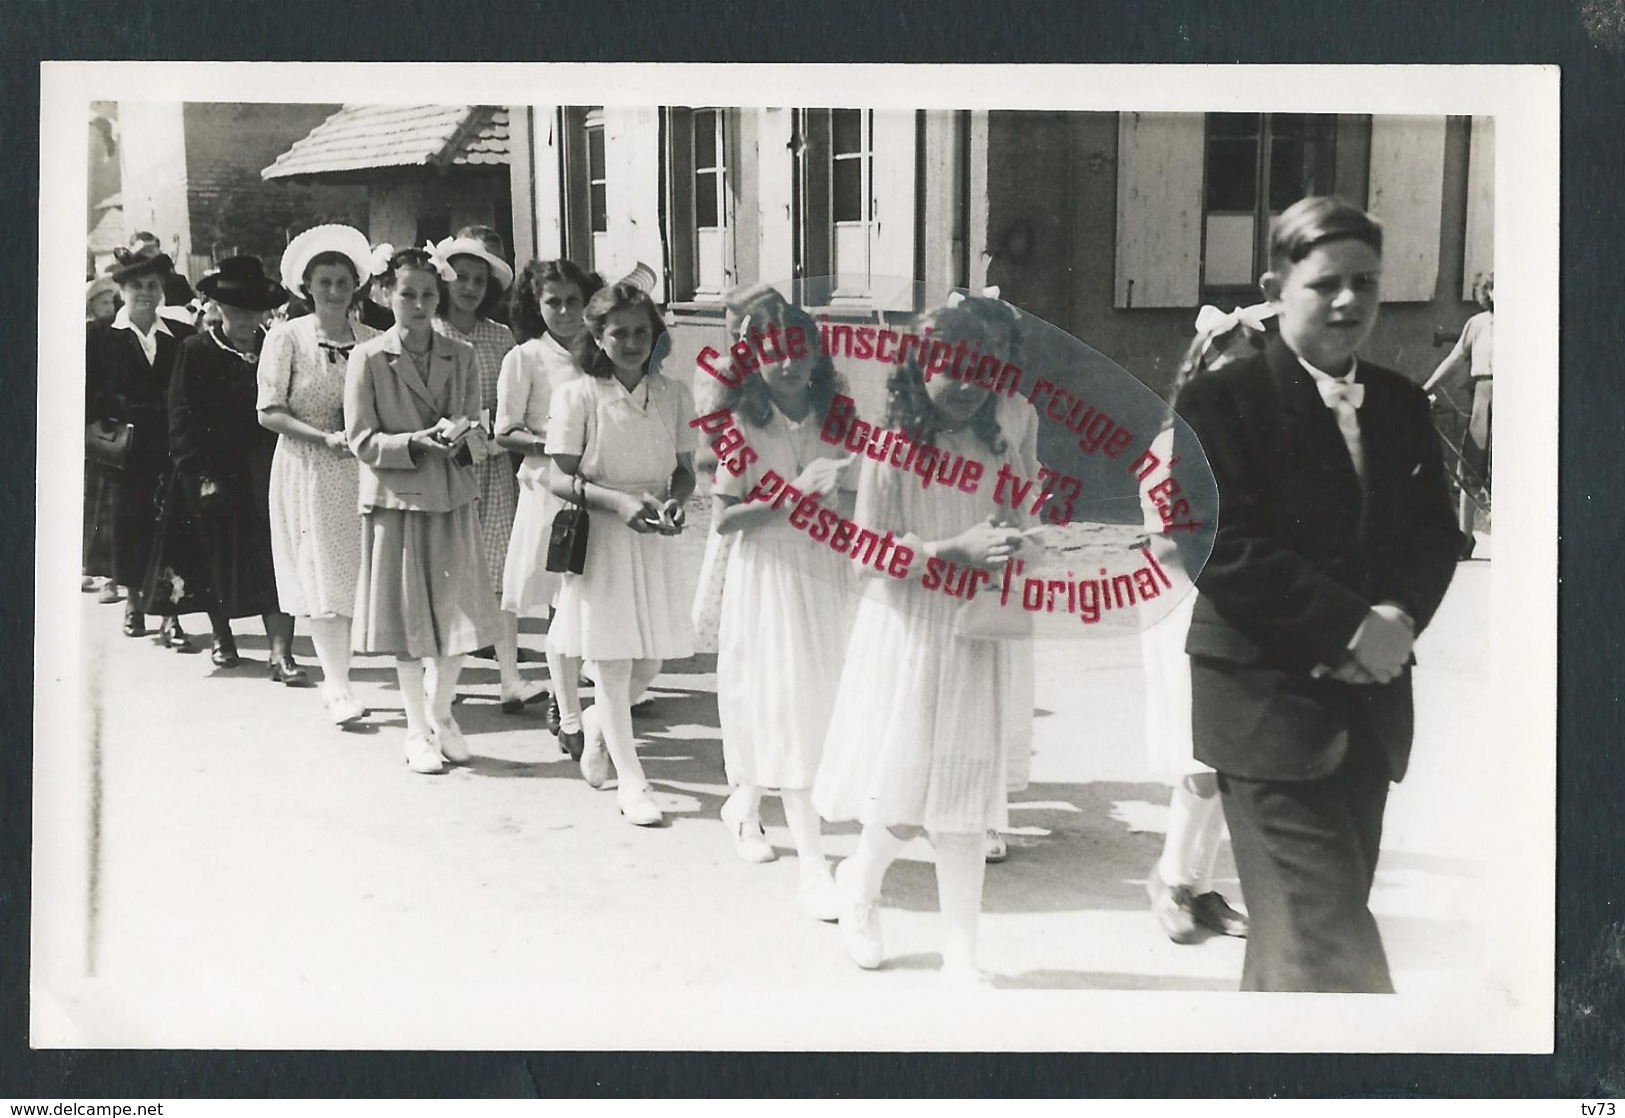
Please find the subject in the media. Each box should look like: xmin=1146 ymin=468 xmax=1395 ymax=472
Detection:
xmin=1323 ymin=601 xmax=1415 ymax=685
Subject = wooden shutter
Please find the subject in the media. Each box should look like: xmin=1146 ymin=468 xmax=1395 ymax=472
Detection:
xmin=869 ymin=109 xmax=918 ymax=311
xmin=1367 ymin=115 xmax=1447 ymax=303
xmin=602 ymin=107 xmax=666 ymax=300
xmin=1114 ymin=112 xmax=1203 ymax=309
xmin=515 ymin=105 xmax=564 ymax=265
xmin=1462 ymin=115 xmax=1495 ymax=300
xmin=756 ymin=108 xmax=795 ymax=286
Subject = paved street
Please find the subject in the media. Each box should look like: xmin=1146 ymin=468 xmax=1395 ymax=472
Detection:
xmin=39 ymin=535 xmax=1500 ymax=1048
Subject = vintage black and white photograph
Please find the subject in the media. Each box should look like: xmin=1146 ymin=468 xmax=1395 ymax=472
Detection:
xmin=33 ymin=63 xmax=1558 ymax=1051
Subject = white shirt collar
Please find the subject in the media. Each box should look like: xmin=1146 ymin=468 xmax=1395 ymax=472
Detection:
xmin=111 ymin=305 xmax=174 ymax=337
xmin=1297 ymin=353 xmax=1358 ymax=385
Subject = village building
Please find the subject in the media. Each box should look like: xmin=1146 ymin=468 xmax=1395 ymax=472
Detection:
xmin=261 ymin=104 xmax=512 ymax=256
xmin=505 ymin=108 xmax=1493 ymax=405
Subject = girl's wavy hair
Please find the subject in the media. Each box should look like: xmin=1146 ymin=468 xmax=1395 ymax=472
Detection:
xmin=1167 ymin=316 xmax=1275 ymax=405
xmin=570 ymin=281 xmax=669 ymax=380
xmin=885 ymin=301 xmax=1007 ymax=455
xmin=508 ymin=258 xmax=602 ymax=340
xmin=375 ymin=247 xmax=440 ymax=292
xmin=436 ymin=251 xmax=508 ymax=321
xmin=722 ymin=300 xmax=843 ymax=428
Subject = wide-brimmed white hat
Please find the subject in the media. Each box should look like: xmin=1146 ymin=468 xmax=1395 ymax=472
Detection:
xmin=431 ymin=236 xmax=514 ymax=290
xmin=280 ymin=224 xmax=374 ymax=296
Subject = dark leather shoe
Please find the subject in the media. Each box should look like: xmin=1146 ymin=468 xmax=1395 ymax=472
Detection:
xmin=545 ymin=693 xmax=563 ymax=736
xmin=159 ymin=618 xmax=197 ymax=653
xmin=122 ymin=608 xmax=147 ymax=638
xmin=211 ymin=635 xmax=241 ymax=668
xmin=558 ymin=728 xmax=585 ymax=762
xmin=1147 ymin=868 xmax=1204 ymax=945
xmin=1191 ymin=891 xmax=1249 ymax=938
xmin=269 ymin=656 xmax=312 ymax=687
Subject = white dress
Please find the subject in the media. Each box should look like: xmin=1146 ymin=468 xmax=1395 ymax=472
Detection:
xmin=543 ymin=372 xmax=698 ymax=662
xmin=258 ymin=315 xmax=379 ymax=619
xmin=715 ymin=406 xmax=857 ymax=790
xmin=998 ymin=394 xmax=1040 ymax=795
xmin=812 ymin=426 xmax=1035 ymax=834
xmin=1139 ymin=425 xmax=1205 ymax=781
xmin=498 ymin=334 xmax=582 ymax=615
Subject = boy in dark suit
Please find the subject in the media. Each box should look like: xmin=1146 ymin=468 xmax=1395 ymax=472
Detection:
xmin=1174 ymin=196 xmax=1461 ymax=992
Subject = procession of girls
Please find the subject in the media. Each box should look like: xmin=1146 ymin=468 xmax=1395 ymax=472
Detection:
xmin=83 ymin=224 xmax=1224 ymax=986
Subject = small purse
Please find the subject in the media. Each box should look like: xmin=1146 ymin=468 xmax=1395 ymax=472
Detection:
xmin=546 ymin=472 xmax=590 ymax=575
xmin=86 ymin=419 xmax=134 ymax=469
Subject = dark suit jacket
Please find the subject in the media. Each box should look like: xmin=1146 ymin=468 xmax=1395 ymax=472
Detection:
xmin=169 ymin=330 xmax=278 ymax=481
xmin=87 ymin=317 xmax=196 ymax=472
xmin=1173 ymin=337 xmax=1460 ymax=783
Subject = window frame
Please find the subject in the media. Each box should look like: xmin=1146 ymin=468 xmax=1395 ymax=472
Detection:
xmin=1199 ymin=112 xmax=1339 ymax=299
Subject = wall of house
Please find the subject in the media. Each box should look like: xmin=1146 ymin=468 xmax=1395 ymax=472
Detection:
xmin=365 ymin=173 xmax=511 ymax=252
xmin=511 ymin=106 xmax=1490 ymax=475
xmin=981 ymin=111 xmax=1484 ymax=399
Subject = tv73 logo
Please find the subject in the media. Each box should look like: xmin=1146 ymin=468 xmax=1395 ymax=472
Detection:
xmin=1580 ymin=1104 xmax=1616 ymax=1115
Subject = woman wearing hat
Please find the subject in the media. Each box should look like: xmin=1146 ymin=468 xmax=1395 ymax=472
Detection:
xmin=84 ymin=247 xmax=196 ymax=633
xmin=156 ymin=255 xmax=311 ymax=685
xmin=431 ymin=234 xmax=536 ymax=712
xmin=258 ymin=225 xmax=380 ymax=725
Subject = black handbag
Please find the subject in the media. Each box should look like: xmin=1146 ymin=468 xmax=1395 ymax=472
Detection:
xmin=86 ymin=419 xmax=134 ymax=469
xmin=545 ymin=473 xmax=590 ymax=575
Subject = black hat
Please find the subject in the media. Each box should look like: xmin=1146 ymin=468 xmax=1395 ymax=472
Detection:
xmin=109 ymin=247 xmax=174 ymax=285
xmin=164 ymin=272 xmax=196 ymax=306
xmin=196 ymin=256 xmax=289 ymax=312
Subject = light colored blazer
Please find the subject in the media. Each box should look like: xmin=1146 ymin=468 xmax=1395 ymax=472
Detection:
xmin=344 ymin=325 xmax=482 ymax=513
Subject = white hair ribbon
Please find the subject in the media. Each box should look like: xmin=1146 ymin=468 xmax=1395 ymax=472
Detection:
xmin=422 ymin=242 xmax=457 ymax=282
xmin=1194 ymin=302 xmax=1275 ymax=337
xmin=368 ymin=243 xmax=395 ymax=276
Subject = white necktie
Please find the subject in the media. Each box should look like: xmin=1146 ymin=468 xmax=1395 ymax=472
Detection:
xmin=1315 ymin=377 xmax=1366 ymax=484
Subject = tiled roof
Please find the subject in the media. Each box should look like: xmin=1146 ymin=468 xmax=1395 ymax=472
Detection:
xmin=262 ymin=105 xmax=509 ymax=181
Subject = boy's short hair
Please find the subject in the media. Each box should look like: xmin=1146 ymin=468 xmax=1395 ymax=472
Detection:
xmin=1268 ymin=196 xmax=1384 ymax=271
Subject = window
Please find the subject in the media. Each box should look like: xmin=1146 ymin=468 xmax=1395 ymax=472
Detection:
xmin=662 ymin=107 xmax=734 ymax=303
xmin=690 ymin=108 xmax=730 ymax=295
xmin=793 ymin=108 xmax=914 ymax=307
xmin=559 ymin=107 xmax=606 ymax=272
xmin=586 ymin=109 xmax=608 ymax=268
xmin=1201 ymin=113 xmax=1337 ymax=292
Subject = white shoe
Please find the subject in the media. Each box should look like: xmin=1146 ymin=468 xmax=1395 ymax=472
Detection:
xmin=984 ymin=830 xmax=1008 ymax=864
xmin=403 ymin=732 xmax=445 ymax=774
xmin=617 ymin=786 xmax=663 ymax=826
xmin=579 ymin=706 xmax=611 ymax=789
xmin=834 ymin=859 xmax=884 ymax=969
xmin=719 ymin=791 xmax=776 ymax=863
xmin=798 ymin=863 xmax=841 ymax=922
xmin=324 ymin=689 xmax=366 ymax=727
xmin=430 ymin=715 xmax=472 ymax=764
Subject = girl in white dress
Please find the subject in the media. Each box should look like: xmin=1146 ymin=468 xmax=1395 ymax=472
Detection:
xmin=432 ymin=235 xmax=530 ymax=710
xmin=710 ymin=295 xmax=853 ymax=920
xmin=258 ymin=225 xmax=379 ymax=727
xmin=1141 ymin=305 xmax=1267 ymax=942
xmin=812 ymin=300 xmax=1041 ymax=985
xmin=497 ymin=259 xmax=601 ymax=757
xmin=545 ymin=281 xmax=697 ymax=826
xmin=950 ymin=292 xmax=1041 ymax=865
